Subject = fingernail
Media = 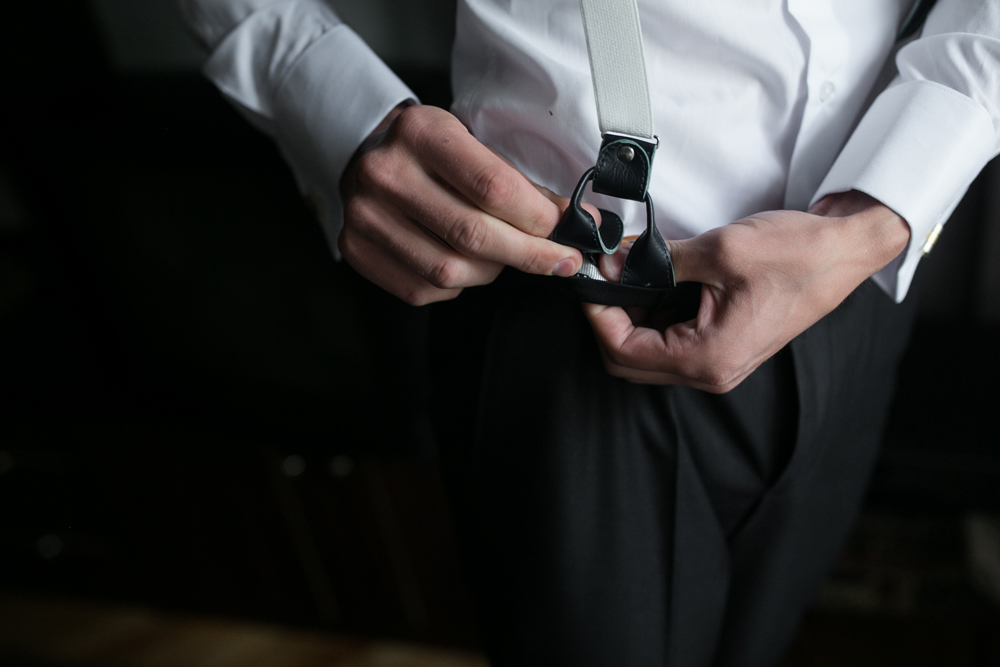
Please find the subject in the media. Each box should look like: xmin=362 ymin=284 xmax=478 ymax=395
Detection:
xmin=552 ymin=258 xmax=578 ymax=277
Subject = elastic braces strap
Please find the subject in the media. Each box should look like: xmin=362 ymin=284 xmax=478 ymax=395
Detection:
xmin=578 ymin=0 xmax=654 ymax=140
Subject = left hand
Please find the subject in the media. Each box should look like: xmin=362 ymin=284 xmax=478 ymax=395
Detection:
xmin=583 ymin=190 xmax=911 ymax=392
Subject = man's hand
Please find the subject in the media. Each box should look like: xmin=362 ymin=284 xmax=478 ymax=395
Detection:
xmin=584 ymin=190 xmax=911 ymax=392
xmin=339 ymin=103 xmax=582 ymax=306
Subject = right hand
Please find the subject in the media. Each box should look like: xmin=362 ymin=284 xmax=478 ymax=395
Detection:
xmin=339 ymin=104 xmax=583 ymax=305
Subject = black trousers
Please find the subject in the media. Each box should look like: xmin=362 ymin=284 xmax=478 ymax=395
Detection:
xmin=429 ymin=271 xmax=918 ymax=667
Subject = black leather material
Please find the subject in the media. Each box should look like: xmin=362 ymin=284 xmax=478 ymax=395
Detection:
xmin=593 ymin=138 xmax=652 ymax=202
xmin=550 ymin=135 xmax=696 ymax=312
xmin=552 ymin=167 xmax=624 ymax=255
xmin=560 ymin=276 xmax=701 ymax=315
xmin=551 ymin=165 xmax=692 ymax=309
xmin=621 ymin=196 xmax=675 ymax=288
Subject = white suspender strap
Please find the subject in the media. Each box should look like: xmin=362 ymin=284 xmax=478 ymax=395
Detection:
xmin=549 ymin=0 xmax=684 ymax=303
xmin=578 ymin=0 xmax=654 ymax=140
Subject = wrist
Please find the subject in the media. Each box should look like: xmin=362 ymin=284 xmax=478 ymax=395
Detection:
xmin=814 ymin=190 xmax=910 ymax=279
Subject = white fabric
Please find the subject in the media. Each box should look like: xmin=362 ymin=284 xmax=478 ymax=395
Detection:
xmin=578 ymin=0 xmax=653 ymax=139
xmin=182 ymin=0 xmax=416 ymax=252
xmin=182 ymin=0 xmax=1000 ymax=302
xmin=814 ymin=81 xmax=995 ymax=298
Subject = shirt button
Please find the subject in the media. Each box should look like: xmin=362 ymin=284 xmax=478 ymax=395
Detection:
xmin=819 ymin=81 xmax=836 ymax=103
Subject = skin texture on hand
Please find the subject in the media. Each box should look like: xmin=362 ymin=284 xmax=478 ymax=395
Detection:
xmin=584 ymin=190 xmax=911 ymax=392
xmin=340 ymin=106 xmax=907 ymax=393
xmin=339 ymin=103 xmax=583 ymax=306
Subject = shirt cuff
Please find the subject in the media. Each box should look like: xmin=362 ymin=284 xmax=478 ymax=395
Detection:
xmin=811 ymin=79 xmax=996 ymax=302
xmin=204 ymin=10 xmax=416 ymax=259
xmin=270 ymin=26 xmax=416 ymax=258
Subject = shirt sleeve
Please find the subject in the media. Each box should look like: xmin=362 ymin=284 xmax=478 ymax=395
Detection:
xmin=178 ymin=0 xmax=417 ymax=257
xmin=810 ymin=1 xmax=1000 ymax=302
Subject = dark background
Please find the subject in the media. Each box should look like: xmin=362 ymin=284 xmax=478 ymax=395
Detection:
xmin=1 ymin=1 xmax=999 ymax=663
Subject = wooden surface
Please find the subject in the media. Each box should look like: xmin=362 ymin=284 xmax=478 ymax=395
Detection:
xmin=0 ymin=595 xmax=488 ymax=667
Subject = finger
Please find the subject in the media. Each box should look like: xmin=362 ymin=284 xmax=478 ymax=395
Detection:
xmin=339 ymin=227 xmax=462 ymax=306
xmin=485 ymin=147 xmax=604 ymax=231
xmin=582 ymin=300 xmax=718 ymax=386
xmin=487 ymin=150 xmax=600 ymax=222
xmin=602 ymin=343 xmax=752 ymax=390
xmin=380 ymin=160 xmax=582 ymax=277
xmin=348 ymin=197 xmax=503 ymax=289
xmin=535 ymin=185 xmax=570 ymax=212
xmin=410 ymin=117 xmax=563 ymax=238
xmin=596 ymin=344 xmax=684 ymax=385
xmin=585 ymin=290 xmax=759 ymax=393
xmin=534 ymin=185 xmax=603 ymax=228
xmin=663 ymin=238 xmax=697 ymax=284
xmin=598 ymin=241 xmax=632 ymax=282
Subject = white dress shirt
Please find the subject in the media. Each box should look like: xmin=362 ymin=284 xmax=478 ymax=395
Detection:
xmin=180 ymin=0 xmax=1000 ymax=301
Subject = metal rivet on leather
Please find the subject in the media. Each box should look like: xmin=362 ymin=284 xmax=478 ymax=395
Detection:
xmin=617 ymin=145 xmax=635 ymax=162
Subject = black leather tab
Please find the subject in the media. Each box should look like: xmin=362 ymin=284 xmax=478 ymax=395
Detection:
xmin=592 ymin=134 xmax=657 ymax=202
xmin=549 ymin=143 xmax=695 ymax=316
xmin=621 ymin=196 xmax=675 ymax=288
xmin=551 ymin=167 xmax=624 ymax=255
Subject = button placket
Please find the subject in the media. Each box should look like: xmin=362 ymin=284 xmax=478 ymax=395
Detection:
xmin=783 ymin=0 xmax=850 ymax=209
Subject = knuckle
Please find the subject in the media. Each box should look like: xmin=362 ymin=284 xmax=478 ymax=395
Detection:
xmin=337 ymin=227 xmax=358 ymax=261
xmin=448 ymin=218 xmax=490 ymax=255
xmin=402 ymin=287 xmax=434 ymax=307
xmin=402 ymin=285 xmax=461 ymax=307
xmin=471 ymin=167 xmax=512 ymax=211
xmin=355 ymin=151 xmax=394 ymax=190
xmin=697 ymin=365 xmax=738 ymax=391
xmin=393 ymin=105 xmax=435 ymax=143
xmin=342 ymin=197 xmax=367 ymax=224
xmin=427 ymin=258 xmax=464 ymax=289
xmin=342 ymin=198 xmax=377 ymax=234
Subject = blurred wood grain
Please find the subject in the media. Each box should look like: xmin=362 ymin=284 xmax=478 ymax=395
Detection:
xmin=0 ymin=596 xmax=488 ymax=667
